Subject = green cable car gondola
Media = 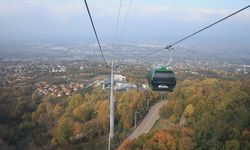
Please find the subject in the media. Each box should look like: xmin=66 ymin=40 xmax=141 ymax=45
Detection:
xmin=147 ymin=66 xmax=176 ymax=91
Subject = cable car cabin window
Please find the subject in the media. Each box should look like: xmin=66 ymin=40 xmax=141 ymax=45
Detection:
xmin=153 ymin=72 xmax=175 ymax=82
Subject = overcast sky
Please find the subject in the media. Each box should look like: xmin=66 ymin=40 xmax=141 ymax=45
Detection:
xmin=0 ymin=0 xmax=249 ymax=46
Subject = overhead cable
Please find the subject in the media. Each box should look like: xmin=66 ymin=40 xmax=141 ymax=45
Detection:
xmin=83 ymin=0 xmax=107 ymax=64
xmin=114 ymin=0 xmax=123 ymax=43
xmin=118 ymin=0 xmax=133 ymax=42
xmin=143 ymin=5 xmax=250 ymax=58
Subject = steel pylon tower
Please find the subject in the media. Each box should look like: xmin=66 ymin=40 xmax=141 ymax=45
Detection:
xmin=108 ymin=60 xmax=117 ymax=150
xmin=110 ymin=60 xmax=115 ymax=138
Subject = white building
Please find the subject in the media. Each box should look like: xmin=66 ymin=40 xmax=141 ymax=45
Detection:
xmin=141 ymin=84 xmax=149 ymax=89
xmin=114 ymin=74 xmax=126 ymax=82
xmin=115 ymin=83 xmax=137 ymax=91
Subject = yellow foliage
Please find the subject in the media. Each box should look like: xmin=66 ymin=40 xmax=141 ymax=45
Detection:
xmin=169 ymin=115 xmax=177 ymax=122
xmin=73 ymin=122 xmax=84 ymax=135
xmin=73 ymin=104 xmax=85 ymax=117
xmin=53 ymin=104 xmax=64 ymax=119
xmin=96 ymin=100 xmax=109 ymax=129
xmin=184 ymin=104 xmax=194 ymax=117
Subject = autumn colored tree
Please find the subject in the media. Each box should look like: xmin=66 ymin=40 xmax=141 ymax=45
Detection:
xmin=54 ymin=117 xmax=74 ymax=145
xmin=96 ymin=100 xmax=109 ymax=130
xmin=32 ymin=103 xmax=46 ymax=122
xmin=73 ymin=103 xmax=95 ymax=122
xmin=68 ymin=93 xmax=83 ymax=109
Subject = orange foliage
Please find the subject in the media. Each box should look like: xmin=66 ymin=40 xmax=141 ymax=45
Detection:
xmin=118 ymin=139 xmax=133 ymax=150
xmin=153 ymin=131 xmax=177 ymax=149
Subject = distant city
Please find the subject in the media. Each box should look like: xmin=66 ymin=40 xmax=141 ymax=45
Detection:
xmin=0 ymin=42 xmax=249 ymax=86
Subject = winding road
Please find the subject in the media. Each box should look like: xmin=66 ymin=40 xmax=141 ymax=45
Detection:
xmin=118 ymin=100 xmax=168 ymax=149
xmin=127 ymin=100 xmax=167 ymax=140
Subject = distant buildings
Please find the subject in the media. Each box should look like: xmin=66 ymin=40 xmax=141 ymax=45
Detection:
xmin=35 ymin=81 xmax=87 ymax=97
xmin=114 ymin=74 xmax=126 ymax=82
xmin=115 ymin=82 xmax=137 ymax=91
xmin=51 ymin=64 xmax=66 ymax=73
xmin=103 ymin=79 xmax=111 ymax=89
xmin=102 ymin=74 xmax=137 ymax=91
xmin=80 ymin=66 xmax=84 ymax=71
xmin=141 ymin=84 xmax=149 ymax=89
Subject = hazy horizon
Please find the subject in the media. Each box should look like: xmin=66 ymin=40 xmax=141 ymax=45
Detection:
xmin=0 ymin=0 xmax=249 ymax=48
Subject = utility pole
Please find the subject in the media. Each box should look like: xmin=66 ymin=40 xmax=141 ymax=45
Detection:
xmin=110 ymin=60 xmax=115 ymax=138
xmin=134 ymin=111 xmax=140 ymax=128
xmin=161 ymin=92 xmax=165 ymax=101
xmin=108 ymin=60 xmax=118 ymax=150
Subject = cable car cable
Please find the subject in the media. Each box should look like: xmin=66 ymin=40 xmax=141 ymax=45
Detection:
xmin=145 ymin=5 xmax=249 ymax=92
xmin=111 ymin=0 xmax=123 ymax=63
xmin=115 ymin=0 xmax=134 ymax=64
xmin=118 ymin=0 xmax=133 ymax=42
xmin=83 ymin=0 xmax=107 ymax=64
xmin=114 ymin=0 xmax=123 ymax=43
xmin=166 ymin=48 xmax=173 ymax=66
xmin=143 ymin=5 xmax=250 ymax=58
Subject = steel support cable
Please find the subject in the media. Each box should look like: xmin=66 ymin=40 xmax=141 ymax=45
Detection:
xmin=166 ymin=48 xmax=173 ymax=66
xmin=118 ymin=0 xmax=133 ymax=42
xmin=142 ymin=5 xmax=250 ymax=58
xmin=114 ymin=0 xmax=123 ymax=43
xmin=115 ymin=0 xmax=134 ymax=63
xmin=83 ymin=0 xmax=107 ymax=64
